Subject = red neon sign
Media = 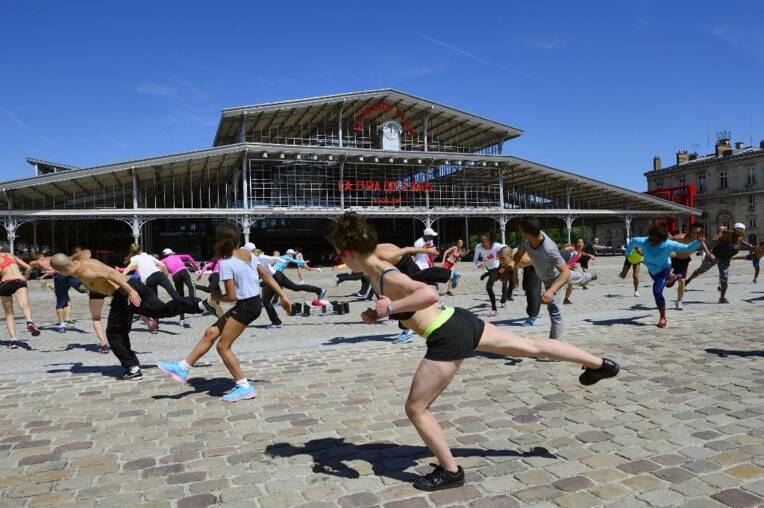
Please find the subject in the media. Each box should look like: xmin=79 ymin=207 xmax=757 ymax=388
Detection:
xmin=337 ymin=180 xmax=433 ymax=193
xmin=352 ymin=102 xmax=416 ymax=135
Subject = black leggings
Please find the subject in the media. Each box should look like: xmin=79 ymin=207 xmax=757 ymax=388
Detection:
xmin=262 ymin=271 xmax=321 ymax=325
xmin=411 ymin=266 xmax=451 ymax=286
xmin=172 ymin=269 xmax=195 ymax=320
xmin=484 ymin=268 xmax=500 ymax=311
xmin=336 ymin=272 xmax=371 ymax=295
xmin=146 ymin=272 xmax=181 ymax=300
xmin=501 ymin=279 xmax=513 ymax=304
xmin=522 ymin=266 xmax=542 ymax=318
xmin=195 ymin=273 xmax=220 ymax=294
xmin=106 ymin=279 xmax=201 ymax=369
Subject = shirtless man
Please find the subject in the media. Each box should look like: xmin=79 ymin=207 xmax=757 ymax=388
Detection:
xmin=666 ymin=223 xmax=709 ymax=309
xmin=50 ymin=253 xmax=206 ymax=380
xmin=0 ymin=251 xmax=41 ymax=349
xmin=734 ymin=241 xmax=764 ymax=283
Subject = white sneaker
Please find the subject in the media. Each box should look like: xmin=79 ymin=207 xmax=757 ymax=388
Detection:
xmin=675 ymin=300 xmax=683 ymax=310
xmin=634 ymin=290 xmax=640 ymax=297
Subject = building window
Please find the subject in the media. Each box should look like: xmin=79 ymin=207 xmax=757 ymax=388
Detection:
xmin=720 ymin=171 xmax=728 ymax=190
xmin=678 ymin=176 xmax=686 ymax=187
xmin=747 ymin=167 xmax=756 ymax=186
xmin=750 ymin=195 xmax=756 ymax=210
xmin=750 ymin=217 xmax=758 ymax=229
xmin=698 ymin=174 xmax=706 ymax=193
xmin=718 ymin=213 xmax=731 ymax=230
xmin=656 ymin=179 xmax=663 ymax=189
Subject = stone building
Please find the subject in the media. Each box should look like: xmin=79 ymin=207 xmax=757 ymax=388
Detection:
xmin=644 ymin=136 xmax=764 ymax=244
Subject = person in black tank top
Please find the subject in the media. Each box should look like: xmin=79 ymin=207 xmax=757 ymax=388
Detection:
xmin=328 ymin=213 xmax=620 ymax=493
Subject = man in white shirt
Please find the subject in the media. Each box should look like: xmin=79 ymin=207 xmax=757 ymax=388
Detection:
xmin=414 ymin=228 xmax=438 ymax=270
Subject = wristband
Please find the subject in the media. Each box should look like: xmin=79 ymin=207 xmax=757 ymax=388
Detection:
xmin=386 ymin=303 xmax=394 ymax=317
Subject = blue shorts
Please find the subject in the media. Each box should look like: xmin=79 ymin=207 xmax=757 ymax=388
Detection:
xmin=747 ymin=253 xmax=760 ymax=268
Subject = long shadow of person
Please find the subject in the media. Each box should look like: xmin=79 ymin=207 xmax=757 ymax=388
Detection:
xmin=706 ymin=348 xmax=764 ymax=358
xmin=0 ymin=339 xmax=32 ymax=350
xmin=45 ymin=362 xmax=144 ymax=377
xmin=265 ymin=437 xmax=555 ymax=483
xmin=323 ymin=333 xmax=395 ymax=346
xmin=584 ymin=315 xmax=651 ymax=327
xmin=152 ymin=377 xmax=270 ymax=400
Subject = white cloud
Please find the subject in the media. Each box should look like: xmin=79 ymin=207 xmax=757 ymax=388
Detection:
xmin=135 ymin=81 xmax=175 ymax=96
xmin=531 ymin=38 xmax=561 ymax=51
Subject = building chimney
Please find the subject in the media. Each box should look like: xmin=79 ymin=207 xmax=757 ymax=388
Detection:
xmin=688 ymin=152 xmax=698 ymax=161
xmin=676 ymin=150 xmax=689 ymax=165
xmin=735 ymin=141 xmax=745 ymax=150
xmin=653 ymin=156 xmax=661 ymax=171
xmin=715 ymin=136 xmax=732 ymax=157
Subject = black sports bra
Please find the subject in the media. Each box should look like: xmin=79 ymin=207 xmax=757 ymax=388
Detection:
xmin=380 ymin=267 xmax=416 ymax=321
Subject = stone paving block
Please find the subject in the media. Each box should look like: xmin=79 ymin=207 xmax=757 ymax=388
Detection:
xmin=514 ymin=484 xmax=562 ymax=502
xmin=177 ymin=494 xmax=218 ymax=508
xmin=383 ymin=497 xmax=430 ymax=508
xmin=554 ymin=492 xmax=600 ymax=508
xmin=710 ymin=488 xmax=762 ymax=507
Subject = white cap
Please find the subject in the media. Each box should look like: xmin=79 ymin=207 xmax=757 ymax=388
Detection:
xmin=162 ymin=248 xmax=174 ymax=256
xmin=423 ymin=228 xmax=438 ymax=237
xmin=733 ymin=222 xmax=746 ymax=230
xmin=286 ymin=248 xmax=296 ymax=255
xmin=242 ymin=242 xmax=256 ymax=252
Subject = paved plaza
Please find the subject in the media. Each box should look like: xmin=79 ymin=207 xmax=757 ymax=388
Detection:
xmin=0 ymin=257 xmax=762 ymax=507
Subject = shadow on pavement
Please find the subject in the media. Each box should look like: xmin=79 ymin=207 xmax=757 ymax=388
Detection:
xmin=584 ymin=315 xmax=651 ymax=327
xmin=472 ymin=351 xmax=523 ymax=366
xmin=45 ymin=362 xmax=154 ymax=377
xmin=705 ymin=348 xmax=764 ymax=358
xmin=1 ymin=339 xmax=32 ymax=350
xmin=265 ymin=437 xmax=555 ymax=483
xmin=492 ymin=317 xmax=531 ymax=327
xmin=323 ymin=333 xmax=394 ymax=345
xmin=152 ymin=376 xmax=270 ymax=400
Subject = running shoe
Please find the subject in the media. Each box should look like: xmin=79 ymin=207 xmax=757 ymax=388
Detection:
xmin=332 ymin=275 xmax=340 ymax=286
xmin=666 ymin=274 xmax=678 ymax=288
xmin=26 ymin=321 xmax=40 ymax=337
xmin=718 ymin=297 xmax=729 ymax=304
xmin=56 ymin=323 xmax=66 ymax=333
xmin=121 ymin=369 xmax=143 ymax=380
xmin=675 ymin=300 xmax=683 ymax=310
xmin=579 ymin=358 xmax=619 ymax=386
xmin=633 ymin=290 xmax=640 ymax=297
xmin=266 ymin=323 xmax=282 ymax=330
xmin=657 ymin=316 xmax=667 ymax=328
xmin=392 ymin=329 xmax=415 ymax=344
xmin=182 ymin=321 xmax=191 ymax=329
xmin=140 ymin=315 xmax=158 ymax=333
xmin=522 ymin=317 xmax=537 ymax=327
xmin=8 ymin=340 xmax=17 ymax=349
xmin=754 ymin=278 xmax=758 ymax=284
xmin=413 ymin=464 xmax=465 ymax=491
xmin=318 ymin=288 xmax=327 ymax=300
xmin=222 ymin=384 xmax=256 ymax=402
xmin=450 ymin=271 xmax=461 ymax=289
xmin=488 ymin=309 xmax=497 ymax=318
xmin=563 ymin=298 xmax=572 ymax=305
xmin=500 ymin=301 xmax=506 ymax=309
xmin=158 ymin=361 xmax=189 ymax=383
xmin=98 ymin=345 xmax=109 ymax=354
xmin=446 ymin=291 xmax=454 ymax=296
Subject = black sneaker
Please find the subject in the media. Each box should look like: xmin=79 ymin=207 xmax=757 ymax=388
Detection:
xmin=413 ymin=464 xmax=464 ymax=491
xmin=579 ymin=358 xmax=619 ymax=386
xmin=121 ymin=369 xmax=143 ymax=380
xmin=202 ymin=297 xmax=215 ymax=314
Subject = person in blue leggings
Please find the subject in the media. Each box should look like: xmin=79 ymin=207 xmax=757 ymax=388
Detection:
xmin=624 ymin=225 xmax=702 ymax=328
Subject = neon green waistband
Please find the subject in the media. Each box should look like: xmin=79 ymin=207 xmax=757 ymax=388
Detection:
xmin=422 ymin=307 xmax=455 ymax=339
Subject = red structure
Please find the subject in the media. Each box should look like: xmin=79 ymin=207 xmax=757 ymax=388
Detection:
xmin=646 ymin=184 xmax=697 ymax=234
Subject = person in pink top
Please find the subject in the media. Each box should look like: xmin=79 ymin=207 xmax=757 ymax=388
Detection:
xmin=195 ymin=257 xmax=224 ymax=318
xmin=161 ymin=249 xmax=200 ymax=328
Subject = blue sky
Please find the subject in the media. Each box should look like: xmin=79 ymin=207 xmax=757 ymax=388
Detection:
xmin=1 ymin=1 xmax=762 ymax=190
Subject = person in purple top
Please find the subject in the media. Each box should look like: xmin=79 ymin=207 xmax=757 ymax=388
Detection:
xmin=162 ymin=249 xmax=200 ymax=328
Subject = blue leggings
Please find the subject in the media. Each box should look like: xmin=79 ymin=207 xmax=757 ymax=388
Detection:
xmin=650 ymin=267 xmax=672 ymax=310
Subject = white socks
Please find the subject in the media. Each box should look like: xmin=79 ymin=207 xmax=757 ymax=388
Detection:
xmin=179 ymin=360 xmax=191 ymax=370
xmin=129 ymin=366 xmax=140 ymax=373
xmin=236 ymin=378 xmax=249 ymax=388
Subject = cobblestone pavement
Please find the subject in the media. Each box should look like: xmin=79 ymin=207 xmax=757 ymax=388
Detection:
xmin=0 ymin=257 xmax=762 ymax=507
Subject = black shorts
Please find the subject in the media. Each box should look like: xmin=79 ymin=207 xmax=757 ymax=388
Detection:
xmin=579 ymin=257 xmax=590 ymax=269
xmin=89 ymin=291 xmax=107 ymax=300
xmin=0 ymin=279 xmax=27 ymax=297
xmin=424 ymin=307 xmax=485 ymax=362
xmin=227 ymin=296 xmax=262 ymax=325
xmin=671 ymin=257 xmax=692 ymax=278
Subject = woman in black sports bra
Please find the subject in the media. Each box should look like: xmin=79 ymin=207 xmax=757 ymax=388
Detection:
xmin=328 ymin=213 xmax=620 ymax=493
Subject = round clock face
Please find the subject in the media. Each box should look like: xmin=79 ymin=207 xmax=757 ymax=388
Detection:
xmin=382 ymin=121 xmax=401 ymax=139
